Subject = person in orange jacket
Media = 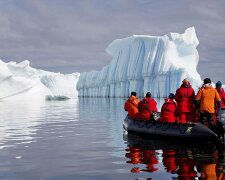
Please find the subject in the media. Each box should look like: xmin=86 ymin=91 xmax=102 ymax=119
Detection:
xmin=124 ymin=92 xmax=140 ymax=119
xmin=138 ymin=92 xmax=158 ymax=120
xmin=195 ymin=78 xmax=221 ymax=127
xmin=159 ymin=93 xmax=178 ymax=123
xmin=175 ymin=78 xmax=195 ymax=124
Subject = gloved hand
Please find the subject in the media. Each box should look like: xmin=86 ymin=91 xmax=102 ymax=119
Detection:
xmin=194 ymin=100 xmax=200 ymax=108
xmin=217 ymin=101 xmax=221 ymax=108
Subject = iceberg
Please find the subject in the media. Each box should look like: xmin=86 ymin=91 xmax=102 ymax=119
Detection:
xmin=0 ymin=60 xmax=80 ymax=100
xmin=1 ymin=27 xmax=224 ymax=100
xmin=77 ymin=27 xmax=203 ymax=98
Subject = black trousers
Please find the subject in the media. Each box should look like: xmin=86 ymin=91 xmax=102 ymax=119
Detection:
xmin=200 ymin=112 xmax=214 ymax=127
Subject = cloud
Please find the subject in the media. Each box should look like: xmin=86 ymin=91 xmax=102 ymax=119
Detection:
xmin=0 ymin=0 xmax=225 ymax=82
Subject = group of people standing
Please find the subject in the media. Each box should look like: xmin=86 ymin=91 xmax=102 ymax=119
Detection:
xmin=124 ymin=78 xmax=225 ymax=127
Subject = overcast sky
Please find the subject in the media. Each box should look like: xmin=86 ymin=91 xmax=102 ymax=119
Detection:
xmin=0 ymin=0 xmax=225 ymax=82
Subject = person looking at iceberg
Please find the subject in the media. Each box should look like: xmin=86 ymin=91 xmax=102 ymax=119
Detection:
xmin=215 ymin=81 xmax=225 ymax=109
xmin=137 ymin=92 xmax=157 ymax=121
xmin=214 ymin=81 xmax=225 ymax=126
xmin=124 ymin=92 xmax=140 ymax=119
xmin=175 ymin=78 xmax=195 ymax=124
xmin=159 ymin=93 xmax=178 ymax=123
xmin=195 ymin=78 xmax=221 ymax=128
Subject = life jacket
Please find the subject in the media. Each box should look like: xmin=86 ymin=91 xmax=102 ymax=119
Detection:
xmin=160 ymin=98 xmax=178 ymax=123
xmin=175 ymin=83 xmax=195 ymax=112
xmin=216 ymin=87 xmax=225 ymax=108
xmin=137 ymin=97 xmax=157 ymax=120
xmin=196 ymin=86 xmax=221 ymax=113
xmin=124 ymin=96 xmax=140 ymax=119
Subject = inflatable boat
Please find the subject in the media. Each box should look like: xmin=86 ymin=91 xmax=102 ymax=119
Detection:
xmin=123 ymin=115 xmax=218 ymax=141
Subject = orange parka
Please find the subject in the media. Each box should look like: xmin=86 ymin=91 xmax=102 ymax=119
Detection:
xmin=195 ymin=86 xmax=221 ymax=113
xmin=124 ymin=95 xmax=140 ymax=119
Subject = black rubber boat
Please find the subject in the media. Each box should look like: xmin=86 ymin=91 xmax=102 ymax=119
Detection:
xmin=123 ymin=115 xmax=218 ymax=141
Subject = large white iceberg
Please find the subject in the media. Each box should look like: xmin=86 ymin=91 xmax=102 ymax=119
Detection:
xmin=0 ymin=60 xmax=80 ymax=100
xmin=77 ymin=27 xmax=202 ymax=98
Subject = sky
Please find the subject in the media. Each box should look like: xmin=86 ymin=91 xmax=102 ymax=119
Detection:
xmin=0 ymin=0 xmax=225 ymax=83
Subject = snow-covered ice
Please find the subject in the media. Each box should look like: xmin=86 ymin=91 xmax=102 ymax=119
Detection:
xmin=77 ymin=27 xmax=203 ymax=98
xmin=0 ymin=60 xmax=80 ymax=100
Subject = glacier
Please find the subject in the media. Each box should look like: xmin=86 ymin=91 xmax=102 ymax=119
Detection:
xmin=77 ymin=27 xmax=203 ymax=98
xmin=0 ymin=60 xmax=80 ymax=100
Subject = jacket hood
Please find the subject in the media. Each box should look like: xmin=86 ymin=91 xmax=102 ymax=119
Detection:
xmin=181 ymin=82 xmax=191 ymax=88
xmin=165 ymin=98 xmax=174 ymax=103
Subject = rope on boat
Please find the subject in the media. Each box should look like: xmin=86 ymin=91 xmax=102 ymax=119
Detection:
xmin=146 ymin=121 xmax=155 ymax=128
xmin=138 ymin=121 xmax=147 ymax=128
xmin=180 ymin=124 xmax=188 ymax=134
xmin=171 ymin=123 xmax=180 ymax=129
xmin=161 ymin=122 xmax=171 ymax=131
xmin=154 ymin=122 xmax=163 ymax=129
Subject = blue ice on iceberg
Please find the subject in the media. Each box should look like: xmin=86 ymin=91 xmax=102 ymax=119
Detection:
xmin=77 ymin=27 xmax=202 ymax=98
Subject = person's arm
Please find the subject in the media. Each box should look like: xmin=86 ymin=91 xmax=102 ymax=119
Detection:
xmin=215 ymin=90 xmax=221 ymax=108
xmin=124 ymin=101 xmax=128 ymax=111
xmin=174 ymin=89 xmax=179 ymax=102
xmin=195 ymin=89 xmax=202 ymax=101
xmin=194 ymin=89 xmax=202 ymax=109
xmin=217 ymin=101 xmax=221 ymax=108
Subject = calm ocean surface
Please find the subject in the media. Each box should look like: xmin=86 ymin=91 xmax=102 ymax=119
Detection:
xmin=0 ymin=97 xmax=224 ymax=180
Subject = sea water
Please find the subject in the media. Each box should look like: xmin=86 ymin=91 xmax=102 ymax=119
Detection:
xmin=0 ymin=98 xmax=224 ymax=180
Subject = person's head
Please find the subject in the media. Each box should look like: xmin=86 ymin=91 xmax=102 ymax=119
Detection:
xmin=168 ymin=93 xmax=175 ymax=99
xmin=203 ymin=78 xmax=211 ymax=85
xmin=146 ymin=92 xmax=151 ymax=98
xmin=182 ymin=78 xmax=189 ymax=85
xmin=216 ymin=81 xmax=222 ymax=88
xmin=131 ymin=91 xmax=137 ymax=97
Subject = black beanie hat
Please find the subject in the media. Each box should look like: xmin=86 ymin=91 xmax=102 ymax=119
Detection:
xmin=131 ymin=92 xmax=137 ymax=96
xmin=216 ymin=81 xmax=222 ymax=88
xmin=203 ymin=78 xmax=211 ymax=84
xmin=146 ymin=92 xmax=151 ymax=97
xmin=168 ymin=93 xmax=175 ymax=99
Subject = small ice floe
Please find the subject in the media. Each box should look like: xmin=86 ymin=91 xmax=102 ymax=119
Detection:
xmin=15 ymin=156 xmax=22 ymax=159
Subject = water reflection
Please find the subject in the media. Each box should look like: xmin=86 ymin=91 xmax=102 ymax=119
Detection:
xmin=0 ymin=98 xmax=79 ymax=150
xmin=124 ymin=133 xmax=225 ymax=179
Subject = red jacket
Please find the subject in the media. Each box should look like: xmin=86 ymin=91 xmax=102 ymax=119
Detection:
xmin=138 ymin=97 xmax=157 ymax=120
xmin=216 ymin=87 xmax=225 ymax=109
xmin=160 ymin=98 xmax=178 ymax=123
xmin=175 ymin=83 xmax=195 ymax=112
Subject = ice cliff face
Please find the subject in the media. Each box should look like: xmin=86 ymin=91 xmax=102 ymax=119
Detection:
xmin=0 ymin=60 xmax=80 ymax=100
xmin=77 ymin=27 xmax=202 ymax=98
